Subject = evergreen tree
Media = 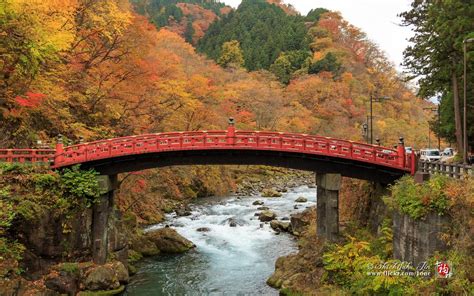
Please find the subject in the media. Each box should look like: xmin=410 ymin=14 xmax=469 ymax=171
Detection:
xmin=308 ymin=53 xmax=342 ymax=77
xmin=306 ymin=8 xmax=329 ymax=22
xmin=400 ymin=0 xmax=474 ymax=152
xmin=198 ymin=0 xmax=309 ymax=71
xmin=184 ymin=19 xmax=195 ymax=43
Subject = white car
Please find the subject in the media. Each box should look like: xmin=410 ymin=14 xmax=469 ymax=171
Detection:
xmin=420 ymin=149 xmax=441 ymax=162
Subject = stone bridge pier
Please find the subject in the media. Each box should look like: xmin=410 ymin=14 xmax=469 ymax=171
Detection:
xmin=316 ymin=173 xmax=341 ymax=241
xmin=92 ymin=174 xmax=118 ymax=264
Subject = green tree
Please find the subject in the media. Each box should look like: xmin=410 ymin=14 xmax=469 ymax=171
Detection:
xmin=217 ymin=40 xmax=244 ymax=68
xmin=198 ymin=0 xmax=309 ymax=71
xmin=400 ymin=0 xmax=474 ymax=153
xmin=305 ymin=8 xmax=329 ymax=22
xmin=270 ymin=50 xmax=311 ymax=84
xmin=184 ymin=19 xmax=195 ymax=43
xmin=308 ymin=52 xmax=342 ymax=77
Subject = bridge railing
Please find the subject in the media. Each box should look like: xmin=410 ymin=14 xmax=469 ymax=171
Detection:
xmin=51 ymin=130 xmax=411 ymax=172
xmin=419 ymin=160 xmax=473 ymax=179
xmin=0 ymin=149 xmax=55 ymax=164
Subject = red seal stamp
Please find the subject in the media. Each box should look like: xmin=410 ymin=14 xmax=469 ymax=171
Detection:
xmin=436 ymin=262 xmax=451 ymax=278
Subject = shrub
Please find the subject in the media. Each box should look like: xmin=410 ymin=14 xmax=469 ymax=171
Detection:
xmin=386 ymin=175 xmax=451 ymax=219
xmin=60 ymin=165 xmax=101 ymax=206
xmin=33 ymin=172 xmax=59 ymax=190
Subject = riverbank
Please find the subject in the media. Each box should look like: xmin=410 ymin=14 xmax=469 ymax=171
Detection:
xmin=0 ymin=164 xmax=315 ymax=295
xmin=267 ymin=176 xmax=474 ymax=295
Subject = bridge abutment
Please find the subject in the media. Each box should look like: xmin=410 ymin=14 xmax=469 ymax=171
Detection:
xmin=92 ymin=174 xmax=118 ymax=264
xmin=316 ymin=173 xmax=341 ymax=241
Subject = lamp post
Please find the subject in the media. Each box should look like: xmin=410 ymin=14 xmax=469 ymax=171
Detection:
xmin=423 ymin=107 xmax=440 ymax=150
xmin=369 ymin=95 xmax=390 ymax=144
xmin=362 ymin=123 xmax=368 ymax=143
xmin=463 ymin=38 xmax=474 ymax=164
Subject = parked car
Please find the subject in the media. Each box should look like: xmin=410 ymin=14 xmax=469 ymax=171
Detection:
xmin=440 ymin=147 xmax=456 ymax=163
xmin=420 ymin=149 xmax=441 ymax=162
xmin=405 ymin=147 xmax=413 ymax=154
xmin=441 ymin=147 xmax=455 ymax=156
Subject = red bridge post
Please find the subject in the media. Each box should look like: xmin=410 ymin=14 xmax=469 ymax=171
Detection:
xmin=397 ymin=137 xmax=406 ymax=168
xmin=411 ymin=150 xmax=417 ymax=175
xmin=226 ymin=117 xmax=236 ymax=146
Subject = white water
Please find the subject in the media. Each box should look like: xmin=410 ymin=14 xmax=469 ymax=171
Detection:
xmin=126 ymin=186 xmax=316 ymax=296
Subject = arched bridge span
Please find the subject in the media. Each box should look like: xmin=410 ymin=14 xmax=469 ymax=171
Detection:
xmin=1 ymin=125 xmax=415 ymax=184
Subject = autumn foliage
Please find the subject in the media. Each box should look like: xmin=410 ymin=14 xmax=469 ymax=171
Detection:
xmin=0 ymin=0 xmax=432 ymax=150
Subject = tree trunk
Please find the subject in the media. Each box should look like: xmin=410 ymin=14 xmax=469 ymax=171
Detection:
xmin=452 ymin=66 xmax=463 ymax=154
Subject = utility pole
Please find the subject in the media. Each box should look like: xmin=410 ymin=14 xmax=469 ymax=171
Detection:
xmin=424 ymin=107 xmax=440 ymax=150
xmin=369 ymin=94 xmax=390 ymax=144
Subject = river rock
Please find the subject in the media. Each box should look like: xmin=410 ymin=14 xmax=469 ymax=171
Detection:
xmin=290 ymin=209 xmax=314 ymax=236
xmin=83 ymin=265 xmax=120 ymax=291
xmin=146 ymin=228 xmax=195 ymax=253
xmin=131 ymin=235 xmax=160 ymax=257
xmin=259 ymin=210 xmax=276 ymax=222
xmin=197 ymin=227 xmax=210 ymax=232
xmin=257 ymin=206 xmax=269 ymax=211
xmin=252 ymin=200 xmax=264 ymax=205
xmin=295 ymin=197 xmax=308 ymax=203
xmin=281 ymin=217 xmax=290 ymax=221
xmin=261 ymin=189 xmax=282 ymax=198
xmin=270 ymin=220 xmax=290 ymax=232
xmin=45 ymin=273 xmax=77 ymax=295
xmin=175 ymin=208 xmax=192 ymax=217
xmin=293 ymin=205 xmax=299 ymax=210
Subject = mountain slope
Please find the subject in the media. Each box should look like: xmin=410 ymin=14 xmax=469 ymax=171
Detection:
xmin=198 ymin=0 xmax=309 ymax=71
xmin=131 ymin=0 xmax=231 ymax=44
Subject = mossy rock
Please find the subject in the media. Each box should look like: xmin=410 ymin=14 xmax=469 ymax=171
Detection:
xmin=261 ymin=189 xmax=282 ymax=198
xmin=146 ymin=227 xmax=195 ymax=253
xmin=127 ymin=249 xmax=143 ymax=264
xmin=131 ymin=235 xmax=160 ymax=257
xmin=77 ymin=285 xmax=125 ymax=296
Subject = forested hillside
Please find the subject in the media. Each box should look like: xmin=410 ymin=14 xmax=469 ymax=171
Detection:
xmin=132 ymin=0 xmax=231 ymax=44
xmin=198 ymin=0 xmax=309 ymax=71
xmin=0 ymin=0 xmax=434 ymax=223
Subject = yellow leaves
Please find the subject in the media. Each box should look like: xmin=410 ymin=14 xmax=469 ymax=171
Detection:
xmin=82 ymin=0 xmax=132 ymax=41
xmin=8 ymin=0 xmax=77 ymax=52
xmin=310 ymin=37 xmax=333 ymax=52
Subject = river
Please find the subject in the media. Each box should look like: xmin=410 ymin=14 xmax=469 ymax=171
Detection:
xmin=125 ymin=185 xmax=316 ymax=296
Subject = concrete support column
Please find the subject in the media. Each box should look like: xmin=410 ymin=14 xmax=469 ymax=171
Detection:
xmin=316 ymin=173 xmax=341 ymax=241
xmin=92 ymin=174 xmax=117 ymax=265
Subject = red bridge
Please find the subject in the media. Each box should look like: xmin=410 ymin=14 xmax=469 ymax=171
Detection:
xmin=0 ymin=124 xmax=415 ymax=183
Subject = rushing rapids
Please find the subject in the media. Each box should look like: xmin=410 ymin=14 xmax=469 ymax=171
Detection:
xmin=125 ymin=186 xmax=316 ymax=295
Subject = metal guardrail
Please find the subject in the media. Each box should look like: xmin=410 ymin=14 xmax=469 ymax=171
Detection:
xmin=419 ymin=159 xmax=473 ymax=179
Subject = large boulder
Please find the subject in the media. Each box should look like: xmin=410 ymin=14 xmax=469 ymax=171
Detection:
xmin=270 ymin=220 xmax=291 ymax=232
xmin=146 ymin=227 xmax=195 ymax=253
xmin=83 ymin=265 xmax=120 ymax=291
xmin=261 ymin=189 xmax=282 ymax=198
xmin=131 ymin=235 xmax=160 ymax=257
xmin=259 ymin=210 xmax=277 ymax=222
xmin=45 ymin=273 xmax=77 ymax=295
xmin=290 ymin=208 xmax=315 ymax=236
